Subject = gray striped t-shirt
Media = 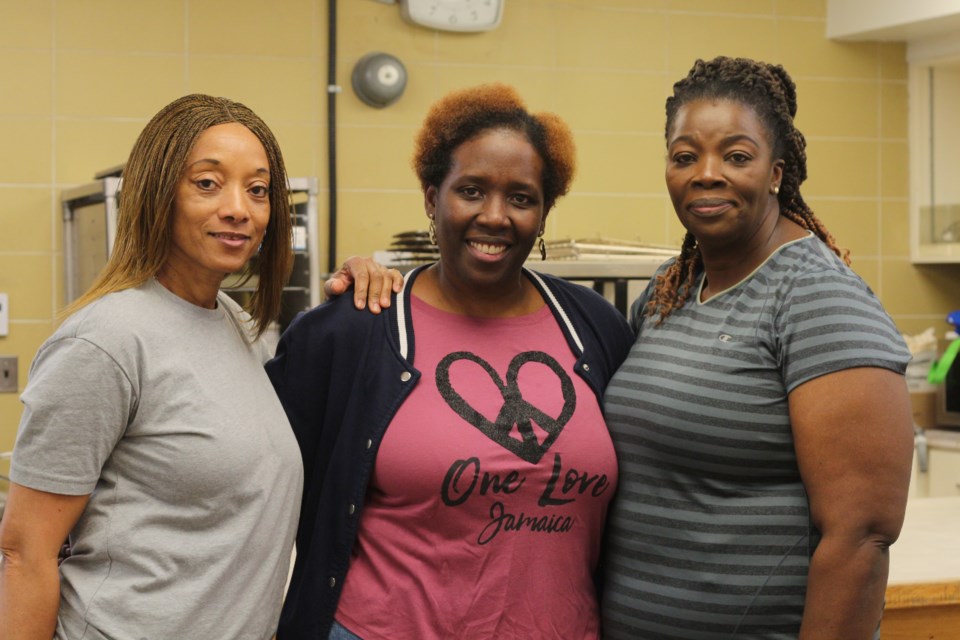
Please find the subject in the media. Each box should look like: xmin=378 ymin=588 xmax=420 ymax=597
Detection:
xmin=600 ymin=235 xmax=910 ymax=639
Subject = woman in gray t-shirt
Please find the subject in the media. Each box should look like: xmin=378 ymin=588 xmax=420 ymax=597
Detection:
xmin=0 ymin=94 xmax=397 ymax=639
xmin=601 ymin=57 xmax=913 ymax=640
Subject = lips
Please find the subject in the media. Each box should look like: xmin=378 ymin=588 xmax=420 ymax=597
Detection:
xmin=210 ymin=231 xmax=252 ymax=249
xmin=468 ymin=240 xmax=508 ymax=256
xmin=687 ymin=198 xmax=734 ymax=216
xmin=210 ymin=232 xmax=250 ymax=240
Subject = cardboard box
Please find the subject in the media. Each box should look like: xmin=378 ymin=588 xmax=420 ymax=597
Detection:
xmin=910 ymin=390 xmax=937 ymax=429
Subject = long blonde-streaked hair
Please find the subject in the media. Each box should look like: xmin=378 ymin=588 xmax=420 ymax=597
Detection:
xmin=65 ymin=94 xmax=292 ymax=337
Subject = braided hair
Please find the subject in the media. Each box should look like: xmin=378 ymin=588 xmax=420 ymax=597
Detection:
xmin=648 ymin=56 xmax=848 ymax=324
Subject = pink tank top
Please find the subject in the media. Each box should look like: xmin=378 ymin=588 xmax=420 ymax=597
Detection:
xmin=335 ymin=296 xmax=618 ymax=639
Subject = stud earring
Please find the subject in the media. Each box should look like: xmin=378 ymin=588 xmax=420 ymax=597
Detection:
xmin=771 ymin=185 xmax=780 ymax=195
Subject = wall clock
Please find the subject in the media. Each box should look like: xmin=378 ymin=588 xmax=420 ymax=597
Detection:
xmin=399 ymin=0 xmax=504 ymax=32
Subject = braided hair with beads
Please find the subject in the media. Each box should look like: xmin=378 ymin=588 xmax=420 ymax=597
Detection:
xmin=647 ymin=56 xmax=848 ymax=324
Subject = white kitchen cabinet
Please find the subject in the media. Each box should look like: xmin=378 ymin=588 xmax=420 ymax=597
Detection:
xmin=928 ymin=447 xmax=960 ymax=497
xmin=61 ymin=175 xmax=321 ymax=332
xmin=827 ymin=3 xmax=960 ymax=263
xmin=827 ymin=0 xmax=960 ymax=42
xmin=909 ymin=55 xmax=960 ymax=263
xmin=917 ymin=430 xmax=960 ymax=497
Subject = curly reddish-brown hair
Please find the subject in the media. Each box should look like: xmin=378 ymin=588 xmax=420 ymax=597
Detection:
xmin=412 ymin=83 xmax=575 ymax=212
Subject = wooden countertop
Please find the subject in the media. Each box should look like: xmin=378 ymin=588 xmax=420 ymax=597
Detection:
xmin=887 ymin=496 xmax=960 ymax=609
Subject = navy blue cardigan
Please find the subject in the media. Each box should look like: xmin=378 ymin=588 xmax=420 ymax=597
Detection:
xmin=266 ymin=265 xmax=634 ymax=639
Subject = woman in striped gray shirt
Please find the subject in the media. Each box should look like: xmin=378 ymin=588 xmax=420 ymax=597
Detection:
xmin=601 ymin=57 xmax=913 ymax=639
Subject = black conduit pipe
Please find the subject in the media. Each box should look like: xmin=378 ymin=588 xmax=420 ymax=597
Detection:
xmin=326 ymin=0 xmax=338 ymax=273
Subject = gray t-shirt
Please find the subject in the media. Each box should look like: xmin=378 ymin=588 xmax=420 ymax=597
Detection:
xmin=11 ymin=279 xmax=304 ymax=640
xmin=601 ymin=235 xmax=910 ymax=639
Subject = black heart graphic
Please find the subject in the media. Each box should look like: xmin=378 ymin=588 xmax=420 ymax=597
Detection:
xmin=435 ymin=351 xmax=576 ymax=464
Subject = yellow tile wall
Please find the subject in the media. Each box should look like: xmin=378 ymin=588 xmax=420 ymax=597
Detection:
xmin=1 ymin=0 xmax=959 ymax=457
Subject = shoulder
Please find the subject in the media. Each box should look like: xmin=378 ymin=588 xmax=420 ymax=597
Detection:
xmin=766 ymin=239 xmax=909 ymax=376
xmin=774 ymin=237 xmax=858 ymax=282
xmin=654 ymin=255 xmax=677 ymax=276
xmin=266 ymin=292 xmax=401 ymax=409
xmin=30 ymin=289 xmax=148 ymax=385
xmin=55 ymin=287 xmax=145 ymax=345
xmin=770 ymin=238 xmax=883 ymax=306
xmin=286 ymin=291 xmax=383 ymax=338
xmin=628 ymin=258 xmax=675 ymax=329
xmin=274 ymin=293 xmax=395 ymax=375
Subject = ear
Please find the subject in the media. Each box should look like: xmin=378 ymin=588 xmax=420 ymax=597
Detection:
xmin=771 ymin=160 xmax=785 ymax=193
xmin=425 ymin=185 xmax=438 ymax=219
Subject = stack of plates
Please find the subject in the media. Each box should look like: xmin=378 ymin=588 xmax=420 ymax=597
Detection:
xmin=543 ymin=237 xmax=677 ymax=260
xmin=374 ymin=234 xmax=675 ymax=266
xmin=382 ymin=230 xmax=439 ymax=264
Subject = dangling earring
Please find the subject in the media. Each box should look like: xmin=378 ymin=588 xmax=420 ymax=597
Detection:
xmin=538 ymin=228 xmax=546 ymax=261
xmin=428 ymin=218 xmax=437 ymax=246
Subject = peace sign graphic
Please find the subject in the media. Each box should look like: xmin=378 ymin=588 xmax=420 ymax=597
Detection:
xmin=435 ymin=351 xmax=576 ymax=464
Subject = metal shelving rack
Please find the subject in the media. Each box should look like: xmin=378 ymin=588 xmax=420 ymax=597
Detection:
xmin=61 ymin=176 xmax=321 ymax=331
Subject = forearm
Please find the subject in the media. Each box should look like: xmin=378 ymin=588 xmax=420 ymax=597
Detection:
xmin=0 ymin=553 xmax=61 ymax=639
xmin=799 ymin=533 xmax=890 ymax=639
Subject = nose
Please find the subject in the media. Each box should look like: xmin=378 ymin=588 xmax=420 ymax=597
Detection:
xmin=475 ymin=194 xmax=510 ymax=228
xmin=692 ymin=155 xmax=726 ymax=188
xmin=219 ymin=184 xmax=250 ymax=223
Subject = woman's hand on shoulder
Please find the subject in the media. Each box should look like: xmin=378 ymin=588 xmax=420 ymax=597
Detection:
xmin=323 ymin=256 xmax=403 ymax=314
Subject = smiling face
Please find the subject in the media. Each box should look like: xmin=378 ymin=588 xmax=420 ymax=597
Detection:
xmin=665 ymin=98 xmax=783 ymax=256
xmin=426 ymin=127 xmax=545 ymax=298
xmin=159 ymin=122 xmax=271 ymax=307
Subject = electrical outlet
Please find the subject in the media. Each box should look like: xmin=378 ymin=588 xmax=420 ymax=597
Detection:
xmin=0 ymin=356 xmax=17 ymax=393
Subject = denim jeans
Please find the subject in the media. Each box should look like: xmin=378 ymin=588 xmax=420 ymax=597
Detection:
xmin=328 ymin=620 xmax=363 ymax=640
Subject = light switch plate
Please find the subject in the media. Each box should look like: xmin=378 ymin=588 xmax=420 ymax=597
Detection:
xmin=0 ymin=356 xmax=16 ymax=393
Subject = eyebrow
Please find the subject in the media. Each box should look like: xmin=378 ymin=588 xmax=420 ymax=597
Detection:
xmin=458 ymin=173 xmax=542 ymax=191
xmin=187 ymin=158 xmax=270 ymax=175
xmin=669 ymin=133 xmax=761 ymax=148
